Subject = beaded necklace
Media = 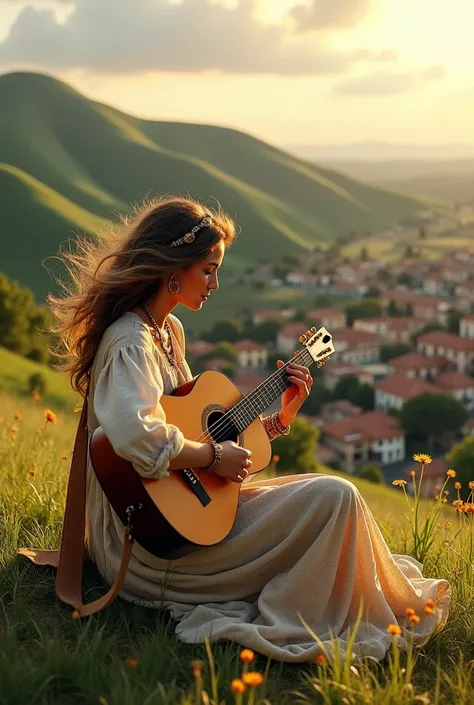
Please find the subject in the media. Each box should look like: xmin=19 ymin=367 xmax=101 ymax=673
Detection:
xmin=141 ymin=303 xmax=176 ymax=367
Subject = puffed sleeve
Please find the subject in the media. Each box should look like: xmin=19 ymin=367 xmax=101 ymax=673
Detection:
xmin=93 ymin=345 xmax=185 ymax=479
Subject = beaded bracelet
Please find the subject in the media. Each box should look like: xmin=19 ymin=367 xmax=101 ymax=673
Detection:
xmin=203 ymin=441 xmax=223 ymax=473
xmin=262 ymin=412 xmax=291 ymax=440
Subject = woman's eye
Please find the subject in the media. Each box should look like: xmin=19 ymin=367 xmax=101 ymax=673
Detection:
xmin=205 ymin=270 xmax=213 ymax=275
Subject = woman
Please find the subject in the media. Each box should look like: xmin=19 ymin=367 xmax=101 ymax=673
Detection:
xmin=49 ymin=196 xmax=450 ymax=663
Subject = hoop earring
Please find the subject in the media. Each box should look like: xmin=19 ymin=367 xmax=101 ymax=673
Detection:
xmin=168 ymin=274 xmax=180 ymax=295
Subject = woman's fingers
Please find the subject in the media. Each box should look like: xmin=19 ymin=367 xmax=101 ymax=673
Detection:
xmin=287 ymin=376 xmax=309 ymax=396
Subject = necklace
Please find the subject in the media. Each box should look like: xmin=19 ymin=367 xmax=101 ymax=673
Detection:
xmin=141 ymin=303 xmax=176 ymax=367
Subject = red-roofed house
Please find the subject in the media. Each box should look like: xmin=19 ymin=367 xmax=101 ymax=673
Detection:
xmin=375 ymin=375 xmax=440 ymax=412
xmin=388 ymin=352 xmax=451 ymax=379
xmin=460 ymin=316 xmax=474 ymax=340
xmin=277 ymin=322 xmax=307 ymax=356
xmin=381 ymin=291 xmax=452 ymax=325
xmin=333 ymin=328 xmax=380 ymax=364
xmin=354 ymin=316 xmax=425 ymax=344
xmin=434 ymin=372 xmax=474 ymax=409
xmin=320 ymin=400 xmax=362 ymax=423
xmin=305 ymin=308 xmax=346 ymax=331
xmin=252 ymin=308 xmax=296 ymax=325
xmin=324 ymin=362 xmax=373 ymax=390
xmin=321 ymin=411 xmax=406 ymax=473
xmin=188 ymin=340 xmax=216 ymax=357
xmin=233 ymin=339 xmax=268 ymax=369
xmin=417 ymin=331 xmax=474 ymax=374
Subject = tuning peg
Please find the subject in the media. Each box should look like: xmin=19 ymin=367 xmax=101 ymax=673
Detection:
xmin=298 ymin=335 xmax=306 ymax=343
xmin=311 ymin=327 xmax=317 ymax=333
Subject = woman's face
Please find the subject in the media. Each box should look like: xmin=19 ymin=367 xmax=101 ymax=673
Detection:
xmin=176 ymin=240 xmax=226 ymax=311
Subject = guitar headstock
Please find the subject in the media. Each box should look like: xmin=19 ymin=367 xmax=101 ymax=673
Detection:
xmin=298 ymin=326 xmax=335 ymax=368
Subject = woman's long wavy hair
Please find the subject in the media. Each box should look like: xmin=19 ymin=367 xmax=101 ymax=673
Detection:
xmin=49 ymin=196 xmax=237 ymax=397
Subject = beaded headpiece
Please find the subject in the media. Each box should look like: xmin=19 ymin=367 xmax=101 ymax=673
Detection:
xmin=170 ymin=214 xmax=213 ymax=247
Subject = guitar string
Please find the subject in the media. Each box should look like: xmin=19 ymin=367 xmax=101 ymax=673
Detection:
xmin=190 ymin=347 xmax=317 ymax=445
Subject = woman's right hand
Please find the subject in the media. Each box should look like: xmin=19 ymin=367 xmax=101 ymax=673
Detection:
xmin=214 ymin=441 xmax=252 ymax=483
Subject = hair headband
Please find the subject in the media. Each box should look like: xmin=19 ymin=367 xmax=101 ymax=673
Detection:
xmin=170 ymin=214 xmax=213 ymax=247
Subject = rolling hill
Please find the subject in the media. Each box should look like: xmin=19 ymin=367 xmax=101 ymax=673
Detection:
xmin=0 ymin=71 xmax=429 ymax=302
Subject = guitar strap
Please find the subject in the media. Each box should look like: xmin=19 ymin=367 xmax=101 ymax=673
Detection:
xmin=18 ymin=393 xmax=134 ymax=618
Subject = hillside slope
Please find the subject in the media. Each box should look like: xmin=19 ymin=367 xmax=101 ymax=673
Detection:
xmin=0 ymin=71 xmax=427 ymax=299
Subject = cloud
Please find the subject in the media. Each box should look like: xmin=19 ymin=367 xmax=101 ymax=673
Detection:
xmin=0 ymin=0 xmax=396 ymax=75
xmin=334 ymin=65 xmax=446 ymax=95
xmin=291 ymin=0 xmax=373 ymax=31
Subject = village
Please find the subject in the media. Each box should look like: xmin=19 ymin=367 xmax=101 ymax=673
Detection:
xmin=186 ymin=229 xmax=474 ymax=496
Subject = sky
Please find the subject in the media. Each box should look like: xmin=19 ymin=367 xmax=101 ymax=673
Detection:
xmin=0 ymin=0 xmax=473 ymax=149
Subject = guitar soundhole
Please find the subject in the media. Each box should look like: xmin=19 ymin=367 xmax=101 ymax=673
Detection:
xmin=206 ymin=410 xmax=239 ymax=444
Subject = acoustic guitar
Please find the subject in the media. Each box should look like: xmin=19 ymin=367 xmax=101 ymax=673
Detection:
xmin=90 ymin=326 xmax=335 ymax=559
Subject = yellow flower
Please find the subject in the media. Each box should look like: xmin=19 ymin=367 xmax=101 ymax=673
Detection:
xmin=387 ymin=624 xmax=401 ymax=636
xmin=413 ymin=453 xmax=432 ymax=465
xmin=242 ymin=672 xmax=264 ymax=687
xmin=446 ymin=469 xmax=456 ymax=478
xmin=409 ymin=614 xmax=421 ymax=625
xmin=455 ymin=482 xmax=461 ymax=490
xmin=127 ymin=658 xmax=138 ymax=668
xmin=392 ymin=479 xmax=407 ymax=487
xmin=240 ymin=649 xmax=255 ymax=663
xmin=406 ymin=607 xmax=416 ymax=617
xmin=469 ymin=481 xmax=474 ymax=490
xmin=44 ymin=409 xmax=58 ymax=424
xmin=231 ymin=679 xmax=246 ymax=694
xmin=316 ymin=654 xmax=327 ymax=666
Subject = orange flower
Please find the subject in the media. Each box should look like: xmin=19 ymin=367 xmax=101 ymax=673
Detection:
xmin=316 ymin=654 xmax=327 ymax=666
xmin=10 ymin=426 xmax=18 ymax=434
xmin=272 ymin=454 xmax=280 ymax=463
xmin=231 ymin=679 xmax=246 ymax=694
xmin=14 ymin=409 xmax=23 ymax=421
xmin=27 ymin=470 xmax=35 ymax=478
xmin=242 ymin=672 xmax=264 ymax=687
xmin=60 ymin=454 xmax=68 ymax=461
xmin=387 ymin=624 xmax=401 ymax=636
xmin=32 ymin=389 xmax=41 ymax=401
xmin=44 ymin=409 xmax=57 ymax=424
xmin=409 ymin=615 xmax=421 ymax=625
xmin=413 ymin=453 xmax=432 ymax=465
xmin=469 ymin=481 xmax=474 ymax=490
xmin=455 ymin=482 xmax=461 ymax=490
xmin=393 ymin=479 xmax=407 ymax=487
xmin=447 ymin=469 xmax=456 ymax=478
xmin=424 ymin=606 xmax=435 ymax=615
xmin=191 ymin=660 xmax=202 ymax=677
xmin=71 ymin=610 xmax=80 ymax=619
xmin=406 ymin=607 xmax=416 ymax=617
xmin=240 ymin=649 xmax=255 ymax=663
xmin=127 ymin=658 xmax=138 ymax=668
xmin=425 ymin=599 xmax=434 ymax=609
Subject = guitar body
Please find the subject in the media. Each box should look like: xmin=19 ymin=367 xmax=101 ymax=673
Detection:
xmin=90 ymin=370 xmax=272 ymax=559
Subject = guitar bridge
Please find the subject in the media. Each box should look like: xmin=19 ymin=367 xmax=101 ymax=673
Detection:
xmin=181 ymin=468 xmax=212 ymax=507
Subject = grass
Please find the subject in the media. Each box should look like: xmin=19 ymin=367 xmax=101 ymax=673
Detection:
xmin=1 ymin=389 xmax=474 ymax=704
xmin=0 ymin=70 xmax=428 ymax=302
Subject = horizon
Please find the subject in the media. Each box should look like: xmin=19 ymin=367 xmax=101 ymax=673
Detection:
xmin=0 ymin=0 xmax=472 ymax=149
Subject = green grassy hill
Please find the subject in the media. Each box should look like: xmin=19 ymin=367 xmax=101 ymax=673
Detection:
xmin=0 ymin=71 xmax=427 ymax=301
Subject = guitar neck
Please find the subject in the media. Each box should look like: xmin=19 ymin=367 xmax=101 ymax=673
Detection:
xmin=228 ymin=348 xmax=314 ymax=434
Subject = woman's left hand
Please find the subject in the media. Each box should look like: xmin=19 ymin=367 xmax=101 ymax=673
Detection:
xmin=276 ymin=360 xmax=313 ymax=427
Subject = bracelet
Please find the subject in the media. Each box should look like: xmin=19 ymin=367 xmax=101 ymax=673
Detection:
xmin=203 ymin=441 xmax=223 ymax=473
xmin=262 ymin=412 xmax=291 ymax=440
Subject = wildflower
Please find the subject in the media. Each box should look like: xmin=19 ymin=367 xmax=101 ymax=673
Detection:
xmin=71 ymin=610 xmax=80 ymax=619
xmin=424 ymin=606 xmax=435 ymax=615
xmin=393 ymin=479 xmax=407 ymax=487
xmin=60 ymin=454 xmax=68 ymax=461
xmin=410 ymin=470 xmax=416 ymax=477
xmin=455 ymin=482 xmax=461 ymax=490
xmin=409 ymin=615 xmax=421 ymax=625
xmin=127 ymin=658 xmax=138 ymax=668
xmin=447 ymin=469 xmax=456 ymax=478
xmin=191 ymin=660 xmax=203 ymax=677
xmin=242 ymin=672 xmax=264 ymax=687
xmin=453 ymin=499 xmax=463 ymax=508
xmin=14 ymin=409 xmax=23 ymax=421
xmin=240 ymin=649 xmax=255 ymax=663
xmin=413 ymin=453 xmax=432 ymax=465
xmin=44 ymin=409 xmax=57 ymax=424
xmin=316 ymin=654 xmax=327 ymax=666
xmin=27 ymin=470 xmax=35 ymax=478
xmin=272 ymin=454 xmax=280 ymax=463
xmin=32 ymin=389 xmax=41 ymax=401
xmin=387 ymin=624 xmax=401 ymax=636
xmin=469 ymin=481 xmax=474 ymax=490
xmin=10 ymin=426 xmax=18 ymax=434
xmin=425 ymin=599 xmax=434 ymax=609
xmin=406 ymin=607 xmax=416 ymax=617
xmin=231 ymin=679 xmax=246 ymax=694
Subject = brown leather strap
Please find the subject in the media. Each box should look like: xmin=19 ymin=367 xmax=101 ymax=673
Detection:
xmin=19 ymin=393 xmax=133 ymax=618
